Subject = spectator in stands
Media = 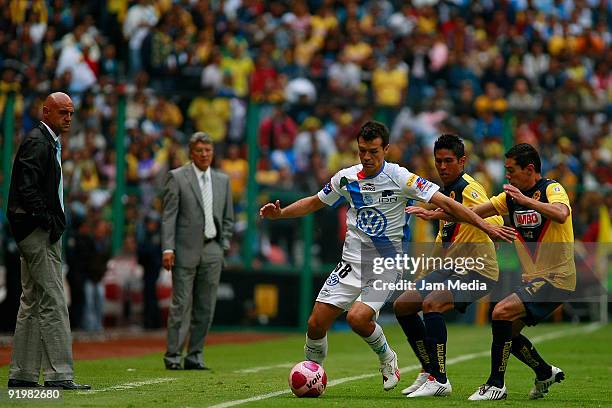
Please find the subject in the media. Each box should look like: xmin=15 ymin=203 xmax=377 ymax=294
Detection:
xmin=188 ymin=88 xmax=231 ymax=142
xmin=258 ymin=104 xmax=298 ymax=154
xmin=123 ymin=0 xmax=158 ymax=77
xmin=508 ymin=78 xmax=542 ymax=112
xmin=220 ymin=143 xmax=249 ymax=203
xmin=293 ymin=117 xmax=336 ymax=173
xmin=83 ymin=220 xmax=111 ymax=332
xmin=137 ymin=212 xmax=162 ymax=329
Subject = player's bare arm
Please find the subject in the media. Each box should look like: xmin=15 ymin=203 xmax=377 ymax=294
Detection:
xmin=427 ymin=192 xmax=515 ymax=242
xmin=405 ymin=206 xmax=451 ymax=221
xmin=502 ymin=184 xmax=570 ymax=224
xmin=259 ymin=195 xmax=326 ymax=220
xmin=406 ymin=200 xmax=498 ymax=221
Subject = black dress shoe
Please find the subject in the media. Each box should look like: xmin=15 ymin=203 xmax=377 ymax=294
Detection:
xmin=165 ymin=363 xmax=182 ymax=370
xmin=44 ymin=380 xmax=91 ymax=390
xmin=184 ymin=362 xmax=210 ymax=370
xmin=8 ymin=379 xmax=41 ymax=388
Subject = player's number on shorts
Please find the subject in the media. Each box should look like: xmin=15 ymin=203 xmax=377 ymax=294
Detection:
xmin=333 ymin=262 xmax=352 ymax=279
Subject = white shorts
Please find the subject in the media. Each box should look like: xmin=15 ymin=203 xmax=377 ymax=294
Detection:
xmin=316 ymin=260 xmax=401 ymax=313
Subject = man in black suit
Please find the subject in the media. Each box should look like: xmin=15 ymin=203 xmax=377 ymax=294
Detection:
xmin=6 ymin=92 xmax=90 ymax=390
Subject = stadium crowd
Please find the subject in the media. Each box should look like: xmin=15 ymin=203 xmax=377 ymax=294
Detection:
xmin=0 ymin=0 xmax=610 ymax=330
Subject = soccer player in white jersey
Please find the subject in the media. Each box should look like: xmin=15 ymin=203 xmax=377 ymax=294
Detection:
xmin=260 ymin=121 xmax=515 ymax=391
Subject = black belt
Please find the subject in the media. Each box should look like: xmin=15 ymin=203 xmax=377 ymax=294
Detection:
xmin=204 ymin=237 xmax=216 ymax=244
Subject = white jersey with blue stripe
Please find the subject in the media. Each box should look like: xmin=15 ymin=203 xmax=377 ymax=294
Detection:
xmin=317 ymin=161 xmax=439 ymax=264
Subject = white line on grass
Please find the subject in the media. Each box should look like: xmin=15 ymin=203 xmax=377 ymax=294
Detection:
xmin=77 ymin=377 xmax=178 ymax=395
xmin=208 ymin=323 xmax=602 ymax=408
xmin=234 ymin=363 xmax=294 ymax=374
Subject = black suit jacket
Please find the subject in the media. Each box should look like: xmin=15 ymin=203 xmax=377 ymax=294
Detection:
xmin=7 ymin=122 xmax=65 ymax=243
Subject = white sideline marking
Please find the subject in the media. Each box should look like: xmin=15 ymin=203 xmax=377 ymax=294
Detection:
xmin=208 ymin=323 xmax=602 ymax=408
xmin=234 ymin=363 xmax=294 ymax=374
xmin=77 ymin=377 xmax=178 ymax=395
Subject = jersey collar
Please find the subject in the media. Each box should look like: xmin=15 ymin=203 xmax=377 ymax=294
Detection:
xmin=358 ymin=161 xmax=386 ymax=180
xmin=443 ymin=171 xmax=465 ymax=191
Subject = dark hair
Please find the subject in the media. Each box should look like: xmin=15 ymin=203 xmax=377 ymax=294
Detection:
xmin=434 ymin=134 xmax=465 ymax=159
xmin=357 ymin=121 xmax=389 ymax=147
xmin=505 ymin=143 xmax=541 ymax=173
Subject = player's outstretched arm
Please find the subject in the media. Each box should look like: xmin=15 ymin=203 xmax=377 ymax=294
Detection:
xmin=405 ymin=206 xmax=452 ymax=221
xmin=428 ymin=192 xmax=516 ymax=242
xmin=259 ymin=195 xmax=326 ymax=220
xmin=503 ymin=184 xmax=570 ymax=224
xmin=406 ymin=200 xmax=498 ymax=221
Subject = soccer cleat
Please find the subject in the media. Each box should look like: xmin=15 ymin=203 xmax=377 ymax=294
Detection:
xmin=468 ymin=384 xmax=507 ymax=400
xmin=380 ymin=351 xmax=400 ymax=391
xmin=407 ymin=376 xmax=452 ymax=397
xmin=401 ymin=371 xmax=430 ymax=395
xmin=529 ymin=365 xmax=564 ymax=399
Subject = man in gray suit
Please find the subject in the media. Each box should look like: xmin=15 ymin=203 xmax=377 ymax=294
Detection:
xmin=161 ymin=132 xmax=234 ymax=370
xmin=7 ymin=92 xmax=90 ymax=390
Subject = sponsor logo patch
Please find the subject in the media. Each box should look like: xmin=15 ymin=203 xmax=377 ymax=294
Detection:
xmin=379 ymin=190 xmax=397 ymax=203
xmin=363 ymin=194 xmax=374 ymax=205
xmin=513 ymin=210 xmax=542 ymax=227
xmin=319 ymin=288 xmax=331 ymax=297
xmin=325 ymin=274 xmax=340 ymax=286
xmin=471 ymin=191 xmax=479 ymax=199
xmin=407 ymin=174 xmax=417 ymax=187
xmin=532 ymin=190 xmax=541 ymax=201
xmin=362 ymin=182 xmax=375 ymax=191
xmin=415 ymin=177 xmax=433 ymax=194
xmin=356 ymin=207 xmax=387 ymax=237
xmin=322 ymin=182 xmax=332 ymax=195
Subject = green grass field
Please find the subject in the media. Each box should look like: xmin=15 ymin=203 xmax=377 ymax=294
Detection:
xmin=1 ymin=323 xmax=610 ymax=407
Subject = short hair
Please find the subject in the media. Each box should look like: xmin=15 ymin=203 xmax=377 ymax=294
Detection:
xmin=357 ymin=121 xmax=389 ymax=147
xmin=434 ymin=134 xmax=465 ymax=159
xmin=505 ymin=143 xmax=541 ymax=173
xmin=189 ymin=132 xmax=213 ymax=151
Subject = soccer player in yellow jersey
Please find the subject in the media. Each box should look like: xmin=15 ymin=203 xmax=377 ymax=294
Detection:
xmin=394 ymin=134 xmax=504 ymax=398
xmin=408 ymin=143 xmax=575 ymax=400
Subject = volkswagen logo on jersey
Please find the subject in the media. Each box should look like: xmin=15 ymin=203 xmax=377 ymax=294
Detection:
xmin=513 ymin=210 xmax=542 ymax=228
xmin=356 ymin=207 xmax=387 ymax=237
xmin=326 ymin=274 xmax=340 ymax=286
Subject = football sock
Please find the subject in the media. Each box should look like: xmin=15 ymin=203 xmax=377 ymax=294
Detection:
xmin=486 ymin=320 xmax=513 ymax=388
xmin=423 ymin=312 xmax=448 ymax=383
xmin=362 ymin=323 xmax=394 ymax=363
xmin=304 ymin=334 xmax=328 ymax=365
xmin=511 ymin=334 xmax=553 ymax=380
xmin=396 ymin=313 xmax=432 ymax=373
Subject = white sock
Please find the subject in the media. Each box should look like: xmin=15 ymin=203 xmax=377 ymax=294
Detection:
xmin=362 ymin=323 xmax=394 ymax=363
xmin=304 ymin=334 xmax=328 ymax=364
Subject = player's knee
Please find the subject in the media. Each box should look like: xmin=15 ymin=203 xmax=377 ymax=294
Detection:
xmin=307 ymin=313 xmax=324 ymax=334
xmin=393 ymin=298 xmax=408 ymax=316
xmin=393 ymin=291 xmax=421 ymax=316
xmin=422 ymin=297 xmax=444 ymax=313
xmin=492 ymin=301 xmax=514 ymax=320
xmin=346 ymin=309 xmax=369 ymax=330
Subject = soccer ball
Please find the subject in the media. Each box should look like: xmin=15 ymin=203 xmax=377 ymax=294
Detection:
xmin=288 ymin=361 xmax=327 ymax=397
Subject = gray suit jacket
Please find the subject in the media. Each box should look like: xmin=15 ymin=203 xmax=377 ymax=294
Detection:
xmin=162 ymin=163 xmax=234 ymax=268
